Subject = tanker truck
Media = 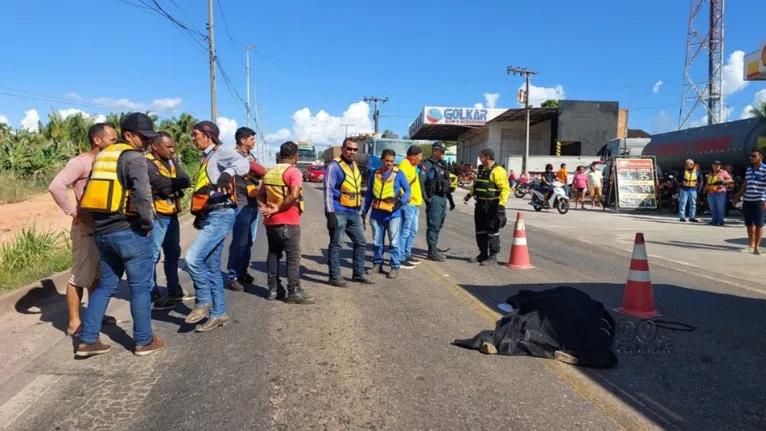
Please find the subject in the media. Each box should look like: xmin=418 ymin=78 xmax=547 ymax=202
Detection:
xmin=642 ymin=117 xmax=766 ymax=175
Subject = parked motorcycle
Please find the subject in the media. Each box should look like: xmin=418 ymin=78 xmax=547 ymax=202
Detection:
xmin=514 ymin=179 xmax=539 ymax=198
xmin=530 ymin=181 xmax=570 ymax=214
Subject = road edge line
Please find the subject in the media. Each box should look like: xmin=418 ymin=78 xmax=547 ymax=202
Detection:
xmin=419 ymin=260 xmax=669 ymax=431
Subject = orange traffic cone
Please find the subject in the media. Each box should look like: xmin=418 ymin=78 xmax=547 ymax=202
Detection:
xmin=507 ymin=212 xmax=534 ymax=270
xmin=614 ymin=233 xmax=661 ymax=318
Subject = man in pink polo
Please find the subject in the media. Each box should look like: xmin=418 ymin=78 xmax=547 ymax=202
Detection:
xmin=48 ymin=123 xmax=118 ymax=336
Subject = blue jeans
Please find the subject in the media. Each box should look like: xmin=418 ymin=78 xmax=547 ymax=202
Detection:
xmin=226 ymin=206 xmax=259 ymax=280
xmin=372 ymin=216 xmax=402 ymax=269
xmin=707 ymin=192 xmax=727 ymax=225
xmin=186 ymin=208 xmax=236 ymax=318
xmin=151 ymin=215 xmax=181 ymax=298
xmin=678 ymin=188 xmax=697 ymax=219
xmin=81 ymin=229 xmax=154 ymax=346
xmin=400 ymin=204 xmax=419 ymax=260
xmin=327 ymin=211 xmax=366 ymax=280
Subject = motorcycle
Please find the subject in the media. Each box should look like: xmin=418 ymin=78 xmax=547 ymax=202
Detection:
xmin=513 ymin=179 xmax=539 ymax=198
xmin=530 ymin=180 xmax=570 ymax=214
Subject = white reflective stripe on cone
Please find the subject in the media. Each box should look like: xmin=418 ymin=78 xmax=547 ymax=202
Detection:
xmin=513 ymin=237 xmax=527 ymax=246
xmin=628 ymin=269 xmax=651 ymax=282
xmin=632 ymin=245 xmax=649 ymax=261
xmin=516 ymin=220 xmax=526 ymax=230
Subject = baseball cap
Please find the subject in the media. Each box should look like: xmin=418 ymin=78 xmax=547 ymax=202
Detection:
xmin=193 ymin=121 xmax=224 ymax=146
xmin=432 ymin=141 xmax=446 ymax=152
xmin=712 ymin=160 xmax=722 ymax=165
xmin=120 ymin=112 xmax=159 ymax=138
xmin=479 ymin=148 xmax=495 ymax=160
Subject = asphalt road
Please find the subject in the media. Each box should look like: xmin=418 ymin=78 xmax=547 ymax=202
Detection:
xmin=1 ymin=183 xmax=764 ymax=431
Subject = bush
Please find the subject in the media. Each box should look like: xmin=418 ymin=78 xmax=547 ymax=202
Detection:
xmin=0 ymin=225 xmax=72 ymax=292
xmin=0 ymin=171 xmax=60 ymax=205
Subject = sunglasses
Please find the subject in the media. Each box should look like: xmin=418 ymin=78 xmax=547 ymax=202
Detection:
xmin=750 ymin=154 xmax=760 ymax=158
xmin=343 ymin=147 xmax=359 ymax=152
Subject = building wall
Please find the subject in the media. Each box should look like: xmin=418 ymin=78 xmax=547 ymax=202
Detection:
xmin=456 ymin=120 xmax=552 ymax=167
xmin=557 ymin=100 xmax=619 ymax=155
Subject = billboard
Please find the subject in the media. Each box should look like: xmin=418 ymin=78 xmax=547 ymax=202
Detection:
xmin=408 ymin=106 xmax=506 ymax=137
xmin=744 ymin=41 xmax=766 ymax=81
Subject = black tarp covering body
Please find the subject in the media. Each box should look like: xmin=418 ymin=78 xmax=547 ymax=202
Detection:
xmin=454 ymin=286 xmax=618 ymax=368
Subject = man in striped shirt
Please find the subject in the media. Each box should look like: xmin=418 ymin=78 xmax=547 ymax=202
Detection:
xmin=733 ymin=148 xmax=766 ymax=255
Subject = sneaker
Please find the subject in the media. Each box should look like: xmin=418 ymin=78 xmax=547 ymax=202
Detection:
xmin=153 ymin=298 xmax=176 ymax=310
xmin=399 ymin=260 xmax=416 ymax=269
xmin=227 ymin=279 xmax=245 ymax=292
xmin=428 ymin=251 xmax=446 ymax=262
xmin=196 ymin=315 xmax=231 ymax=332
xmin=690 ymin=218 xmax=700 ymax=223
xmin=75 ymin=339 xmax=112 ymax=357
xmin=351 ymin=276 xmax=375 ymax=285
xmin=387 ymin=269 xmax=399 ymax=279
xmin=185 ymin=304 xmax=211 ymax=324
xmin=739 ymin=247 xmax=754 ymax=253
xmin=407 ymin=256 xmax=422 ymax=265
xmin=480 ymin=255 xmax=498 ymax=266
xmin=285 ymin=289 xmax=316 ymax=305
xmin=679 ymin=218 xmax=687 ymax=222
xmin=133 ymin=335 xmax=166 ymax=356
xmin=329 ymin=278 xmax=349 ymax=288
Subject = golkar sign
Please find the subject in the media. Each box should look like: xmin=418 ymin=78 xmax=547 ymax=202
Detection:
xmin=429 ymin=108 xmax=488 ymax=125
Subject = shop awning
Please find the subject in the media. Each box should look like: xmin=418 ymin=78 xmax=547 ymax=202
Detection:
xmin=487 ymin=107 xmax=559 ymax=126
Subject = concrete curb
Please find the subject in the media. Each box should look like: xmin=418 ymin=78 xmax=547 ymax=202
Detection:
xmin=0 ymin=214 xmax=195 ymax=318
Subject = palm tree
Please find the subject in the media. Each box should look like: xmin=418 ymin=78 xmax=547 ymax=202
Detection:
xmin=750 ymin=101 xmax=766 ymax=118
xmin=64 ymin=113 xmax=94 ymax=153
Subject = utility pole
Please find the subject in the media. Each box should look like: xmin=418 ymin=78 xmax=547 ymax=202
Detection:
xmin=245 ymin=44 xmax=257 ymax=128
xmin=507 ymin=66 xmax=538 ymax=176
xmin=363 ymin=96 xmax=389 ymax=134
xmin=340 ymin=123 xmax=351 ymax=138
xmin=207 ymin=0 xmax=217 ymax=122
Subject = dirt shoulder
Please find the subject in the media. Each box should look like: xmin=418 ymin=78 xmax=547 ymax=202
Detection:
xmin=0 ymin=191 xmax=73 ymax=243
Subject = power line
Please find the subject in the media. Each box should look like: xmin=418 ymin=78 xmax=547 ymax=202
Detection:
xmin=217 ymin=0 xmax=246 ymax=67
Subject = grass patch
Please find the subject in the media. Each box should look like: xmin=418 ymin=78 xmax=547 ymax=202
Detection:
xmin=179 ymin=162 xmax=199 ymax=214
xmin=0 ymin=225 xmax=72 ymax=293
xmin=0 ymin=170 xmax=59 ymax=205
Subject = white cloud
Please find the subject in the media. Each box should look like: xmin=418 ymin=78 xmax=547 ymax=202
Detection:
xmin=216 ymin=116 xmax=238 ymax=146
xmin=722 ymin=50 xmax=749 ymax=97
xmin=66 ymin=92 xmax=83 ymax=101
xmin=518 ymin=84 xmax=565 ymax=107
xmin=652 ymin=111 xmax=674 ymax=134
xmin=740 ymin=89 xmax=766 ymax=119
xmin=265 ymin=101 xmax=373 ymax=147
xmin=56 ymin=108 xmax=105 ymax=123
xmin=473 ymin=103 xmax=484 ymax=109
xmin=483 ymin=92 xmax=500 ymax=108
xmin=0 ymin=115 xmax=8 ymax=125
xmin=687 ymin=105 xmax=735 ymax=128
xmin=93 ymin=96 xmax=183 ymax=114
xmin=652 ymin=80 xmax=664 ymax=94
xmin=20 ymin=109 xmax=40 ymax=132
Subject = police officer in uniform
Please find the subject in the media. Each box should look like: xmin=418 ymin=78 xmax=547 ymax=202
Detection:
xmin=422 ymin=141 xmax=455 ymax=261
xmin=463 ymin=148 xmax=510 ymax=265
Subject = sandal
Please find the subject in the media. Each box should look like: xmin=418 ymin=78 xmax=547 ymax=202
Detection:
xmin=66 ymin=324 xmax=83 ymax=337
xmin=66 ymin=316 xmax=117 ymax=337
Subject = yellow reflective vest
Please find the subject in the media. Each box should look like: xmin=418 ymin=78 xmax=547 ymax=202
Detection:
xmin=371 ymin=166 xmax=402 ymax=212
xmin=682 ymin=169 xmax=698 ymax=188
xmin=146 ymin=153 xmax=181 ymax=215
xmin=334 ymin=157 xmax=362 ymax=209
xmin=264 ymin=163 xmax=304 ymax=213
xmin=79 ymin=143 xmax=137 ymax=215
xmin=398 ymin=157 xmax=423 ymax=206
xmin=191 ymin=145 xmax=237 ymax=215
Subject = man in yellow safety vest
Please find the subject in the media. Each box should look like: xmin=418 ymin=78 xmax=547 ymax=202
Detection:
xmin=361 ymin=148 xmax=411 ymax=279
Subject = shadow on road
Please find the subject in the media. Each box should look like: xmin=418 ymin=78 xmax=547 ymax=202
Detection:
xmin=456 ymin=281 xmax=766 ymax=430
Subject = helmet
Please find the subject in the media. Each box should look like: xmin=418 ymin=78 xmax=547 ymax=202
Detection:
xmin=545 ymin=164 xmax=553 ymax=170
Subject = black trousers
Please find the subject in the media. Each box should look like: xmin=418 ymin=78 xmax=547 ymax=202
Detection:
xmin=474 ymin=200 xmax=500 ymax=258
xmin=266 ymin=224 xmax=301 ymax=291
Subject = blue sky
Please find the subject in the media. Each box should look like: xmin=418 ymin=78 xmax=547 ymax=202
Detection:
xmin=1 ymin=0 xmax=764 ymax=152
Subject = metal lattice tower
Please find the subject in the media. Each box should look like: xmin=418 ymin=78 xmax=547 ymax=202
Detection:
xmin=678 ymin=0 xmax=724 ymax=129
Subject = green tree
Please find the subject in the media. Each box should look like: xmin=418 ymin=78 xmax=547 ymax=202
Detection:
xmin=540 ymin=99 xmax=559 ymax=108
xmin=749 ymin=101 xmax=766 ymax=118
xmin=419 ymin=143 xmax=432 ymax=160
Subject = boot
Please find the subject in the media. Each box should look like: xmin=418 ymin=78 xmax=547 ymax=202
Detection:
xmin=366 ymin=264 xmax=383 ymax=275
xmin=480 ymin=254 xmax=498 ymax=266
xmin=267 ymin=283 xmax=287 ymax=301
xmin=428 ymin=247 xmax=446 ymax=262
xmin=468 ymin=254 xmax=487 ymax=264
xmin=285 ymin=286 xmax=315 ymax=305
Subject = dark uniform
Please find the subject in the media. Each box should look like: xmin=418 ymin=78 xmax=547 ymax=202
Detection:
xmin=423 ymin=142 xmax=455 ymax=261
xmin=465 ymin=158 xmax=510 ymax=265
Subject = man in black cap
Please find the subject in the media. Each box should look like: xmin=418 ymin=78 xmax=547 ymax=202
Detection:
xmin=76 ymin=112 xmax=165 ymax=357
xmin=185 ymin=120 xmax=250 ymax=332
xmin=422 ymin=141 xmax=456 ymax=261
xmin=463 ymin=148 xmax=510 ymax=265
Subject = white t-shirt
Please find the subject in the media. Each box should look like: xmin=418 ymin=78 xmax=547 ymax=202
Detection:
xmin=587 ymin=170 xmax=603 ymax=188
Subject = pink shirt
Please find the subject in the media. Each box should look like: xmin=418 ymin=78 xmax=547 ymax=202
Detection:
xmin=707 ymin=169 xmax=731 ymax=193
xmin=263 ymin=165 xmax=303 ymax=226
xmin=48 ymin=152 xmax=95 ymax=216
xmin=573 ymin=172 xmax=589 ymax=189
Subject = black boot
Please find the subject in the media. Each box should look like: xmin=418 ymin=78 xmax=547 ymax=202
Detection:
xmin=428 ymin=247 xmax=446 ymax=262
xmin=285 ymin=286 xmax=315 ymax=305
xmin=267 ymin=283 xmax=287 ymax=301
xmin=468 ymin=254 xmax=487 ymax=264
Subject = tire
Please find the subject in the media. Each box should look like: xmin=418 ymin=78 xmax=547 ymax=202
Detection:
xmin=556 ymin=199 xmax=570 ymax=214
xmin=532 ymin=195 xmax=543 ymax=211
xmin=514 ymin=188 xmax=526 ymax=199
